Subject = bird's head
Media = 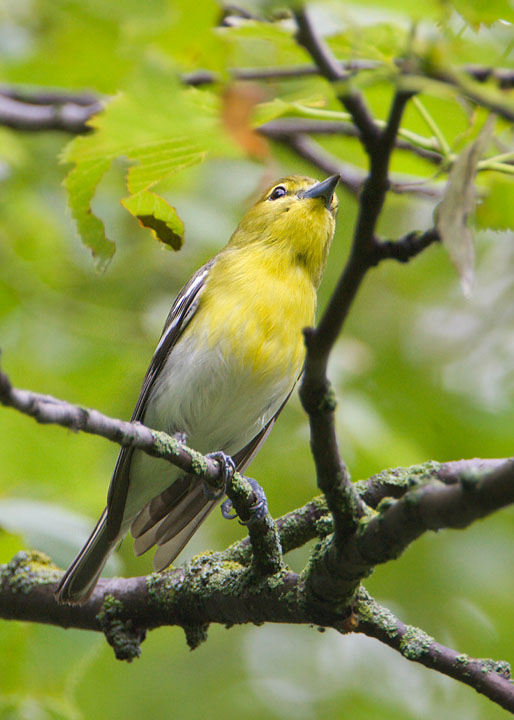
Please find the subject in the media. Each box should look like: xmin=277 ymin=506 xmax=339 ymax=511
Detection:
xmin=229 ymin=174 xmax=340 ymax=287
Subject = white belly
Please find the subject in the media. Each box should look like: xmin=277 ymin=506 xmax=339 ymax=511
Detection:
xmin=124 ymin=328 xmax=298 ymax=519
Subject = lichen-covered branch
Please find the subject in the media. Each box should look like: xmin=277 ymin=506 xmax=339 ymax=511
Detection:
xmin=354 ymin=588 xmax=514 ymax=714
xmin=304 ymin=458 xmax=514 ymax=607
xmin=1 ymin=550 xmax=513 ymax=711
xmin=0 ymin=367 xmax=279 ymax=568
xmin=4 ymin=366 xmax=512 ymax=625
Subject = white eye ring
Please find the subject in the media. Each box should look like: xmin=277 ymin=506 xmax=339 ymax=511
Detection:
xmin=269 ymin=185 xmax=287 ymax=201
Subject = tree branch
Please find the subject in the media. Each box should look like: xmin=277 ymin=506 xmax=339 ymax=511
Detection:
xmin=305 ymin=458 xmax=514 ymax=607
xmin=2 ymin=365 xmax=512 ymax=607
xmin=182 ymin=60 xmax=380 ymax=86
xmin=354 ymin=588 xmax=514 ymax=714
xmin=182 ymin=62 xmax=514 ymax=90
xmin=265 ymin=132 xmax=444 ymax=200
xmin=0 ymin=374 xmax=512 ymax=712
xmin=295 ymin=30 xmax=420 ymax=581
xmin=374 ymin=228 xmax=440 ymax=263
xmin=1 ymin=551 xmax=512 ymax=711
xmin=279 ymin=133 xmax=364 ymax=194
xmin=258 ymin=118 xmax=444 ymax=164
xmin=0 ymin=92 xmax=101 ymax=133
xmin=0 ymin=367 xmax=278 ymax=568
xmin=294 ymin=8 xmax=380 ymax=152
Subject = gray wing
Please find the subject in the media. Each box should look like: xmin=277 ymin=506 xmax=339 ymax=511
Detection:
xmin=129 ymin=385 xmax=297 ymax=571
xmin=104 ymin=259 xmax=214 ymax=540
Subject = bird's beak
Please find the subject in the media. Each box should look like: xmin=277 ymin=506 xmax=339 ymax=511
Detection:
xmin=300 ymin=174 xmax=340 ymax=207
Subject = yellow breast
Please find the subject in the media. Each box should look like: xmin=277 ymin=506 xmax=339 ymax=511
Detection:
xmin=188 ymin=245 xmax=317 ymax=382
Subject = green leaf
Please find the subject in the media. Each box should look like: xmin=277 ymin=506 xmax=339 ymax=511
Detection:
xmin=62 ymin=69 xmax=236 ymax=267
xmin=121 ymin=191 xmax=184 ymax=250
xmin=435 ymin=116 xmax=495 ymax=296
xmin=63 ymin=155 xmax=115 ymax=271
xmin=449 ymin=0 xmax=514 ymax=27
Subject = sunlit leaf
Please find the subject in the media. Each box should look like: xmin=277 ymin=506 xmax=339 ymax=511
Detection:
xmin=63 ymin=154 xmax=115 ymax=271
xmin=62 ymin=70 xmax=237 ymax=267
xmin=449 ymin=0 xmax=514 ymax=27
xmin=121 ymin=191 xmax=185 ymax=249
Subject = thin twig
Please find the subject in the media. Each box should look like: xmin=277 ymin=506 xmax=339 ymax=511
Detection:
xmin=283 ymin=133 xmax=364 ymax=194
xmin=278 ymin=134 xmax=444 ymax=199
xmin=375 ymin=228 xmax=440 ymax=263
xmin=294 ymin=8 xmax=379 ymax=152
xmin=183 ymin=62 xmax=514 ymax=89
xmin=183 ymin=60 xmax=380 ymax=86
xmin=258 ymin=118 xmax=444 ymax=164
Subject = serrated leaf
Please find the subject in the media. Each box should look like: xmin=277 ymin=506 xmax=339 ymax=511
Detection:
xmin=435 ymin=116 xmax=495 ymax=296
xmin=62 ymin=154 xmax=115 ymax=271
xmin=62 ymin=68 xmax=238 ymax=267
xmin=121 ymin=191 xmax=184 ymax=249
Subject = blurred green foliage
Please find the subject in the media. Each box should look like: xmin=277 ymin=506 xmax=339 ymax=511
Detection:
xmin=0 ymin=1 xmax=513 ymax=719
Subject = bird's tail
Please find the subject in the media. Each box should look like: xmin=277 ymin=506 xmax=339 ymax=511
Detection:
xmin=55 ymin=508 xmax=120 ymax=605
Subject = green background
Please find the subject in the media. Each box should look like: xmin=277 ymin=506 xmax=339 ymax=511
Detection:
xmin=0 ymin=1 xmax=513 ymax=718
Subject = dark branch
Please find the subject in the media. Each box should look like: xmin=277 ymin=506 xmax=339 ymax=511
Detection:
xmin=294 ymin=8 xmax=379 ymax=152
xmin=298 ymin=336 xmax=367 ymax=550
xmin=306 ymin=459 xmax=514 ymax=606
xmin=300 ymin=87 xmax=419 ymax=401
xmin=272 ymin=133 xmax=443 ymax=199
xmin=1 ymin=547 xmax=512 ymax=710
xmin=258 ymin=118 xmax=444 ymax=164
xmin=0 ymin=367 xmax=278 ymax=567
xmin=0 ymin=92 xmax=101 ymax=133
xmin=3 ymin=366 xmax=513 ymax=602
xmin=182 ymin=59 xmax=380 ymax=86
xmin=281 ymin=133 xmax=364 ymax=194
xmin=0 ymin=85 xmax=100 ymax=106
xmin=227 ymin=458 xmax=512 ymax=562
xmin=183 ymin=62 xmax=514 ymax=89
xmin=374 ymin=228 xmax=440 ymax=263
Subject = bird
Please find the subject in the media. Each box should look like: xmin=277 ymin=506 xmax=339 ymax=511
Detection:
xmin=55 ymin=173 xmax=340 ymax=605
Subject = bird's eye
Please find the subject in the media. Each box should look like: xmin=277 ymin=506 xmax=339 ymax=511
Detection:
xmin=269 ymin=185 xmax=287 ymax=201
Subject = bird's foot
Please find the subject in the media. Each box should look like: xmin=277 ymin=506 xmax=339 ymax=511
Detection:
xmin=222 ymin=476 xmax=268 ymax=526
xmin=238 ymin=477 xmax=268 ymax=525
xmin=221 ymin=498 xmax=238 ymax=520
xmin=203 ymin=451 xmax=236 ymax=501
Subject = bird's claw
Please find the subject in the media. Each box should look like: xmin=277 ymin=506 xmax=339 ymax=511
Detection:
xmin=221 ymin=498 xmax=238 ymax=520
xmin=237 ymin=477 xmax=268 ymax=526
xmin=202 ymin=451 xmax=236 ymax=501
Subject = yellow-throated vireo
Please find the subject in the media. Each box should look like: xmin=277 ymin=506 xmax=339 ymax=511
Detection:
xmin=56 ymin=173 xmax=340 ymax=604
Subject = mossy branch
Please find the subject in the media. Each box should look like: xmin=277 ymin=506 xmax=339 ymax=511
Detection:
xmin=1 ymin=549 xmax=513 ymax=711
